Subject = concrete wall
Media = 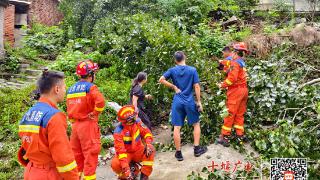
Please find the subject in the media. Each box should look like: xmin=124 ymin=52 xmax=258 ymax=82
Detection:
xmin=0 ymin=6 xmax=5 ymax=57
xmin=259 ymin=0 xmax=320 ymax=11
xmin=14 ymin=13 xmax=27 ymax=47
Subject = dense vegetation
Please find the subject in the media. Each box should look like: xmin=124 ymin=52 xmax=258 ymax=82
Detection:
xmin=0 ymin=0 xmax=319 ymax=179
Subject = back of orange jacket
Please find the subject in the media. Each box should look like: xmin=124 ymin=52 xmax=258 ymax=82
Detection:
xmin=67 ymin=81 xmax=105 ymax=121
xmin=18 ymin=97 xmax=78 ymax=179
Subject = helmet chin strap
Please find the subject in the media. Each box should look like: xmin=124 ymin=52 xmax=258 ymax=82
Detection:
xmin=90 ymin=72 xmax=94 ymax=83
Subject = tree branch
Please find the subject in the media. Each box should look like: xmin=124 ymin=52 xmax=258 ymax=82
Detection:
xmin=298 ymin=78 xmax=320 ymax=89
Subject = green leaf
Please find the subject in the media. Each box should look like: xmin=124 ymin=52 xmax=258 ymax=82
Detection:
xmin=288 ymin=148 xmax=295 ymax=156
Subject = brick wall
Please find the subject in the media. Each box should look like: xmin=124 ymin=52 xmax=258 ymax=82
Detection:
xmin=4 ymin=4 xmax=15 ymax=46
xmin=28 ymin=0 xmax=63 ymax=26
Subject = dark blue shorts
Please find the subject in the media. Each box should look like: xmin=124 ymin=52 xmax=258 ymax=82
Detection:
xmin=171 ymin=99 xmax=200 ymax=126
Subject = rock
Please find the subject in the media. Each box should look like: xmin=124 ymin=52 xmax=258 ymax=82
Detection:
xmin=296 ymin=18 xmax=307 ymax=24
xmin=206 ymin=155 xmax=212 ymax=159
xmin=221 ymin=16 xmax=241 ymax=28
xmin=107 ymin=102 xmax=122 ymax=112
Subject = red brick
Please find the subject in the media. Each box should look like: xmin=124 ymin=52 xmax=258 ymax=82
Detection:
xmin=4 ymin=4 xmax=15 ymax=46
xmin=28 ymin=0 xmax=63 ymax=26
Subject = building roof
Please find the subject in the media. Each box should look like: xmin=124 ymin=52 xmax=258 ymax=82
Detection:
xmin=0 ymin=0 xmax=9 ymax=7
xmin=9 ymin=0 xmax=31 ymax=6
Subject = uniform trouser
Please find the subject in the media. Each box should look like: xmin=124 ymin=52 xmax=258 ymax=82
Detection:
xmin=70 ymin=120 xmax=101 ymax=180
xmin=24 ymin=162 xmax=61 ymax=180
xmin=111 ymin=145 xmax=155 ymax=179
xmin=221 ymin=87 xmax=248 ymax=136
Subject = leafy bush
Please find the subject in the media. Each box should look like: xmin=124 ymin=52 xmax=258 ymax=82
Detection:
xmin=0 ymin=87 xmax=35 ymax=179
xmin=51 ymin=50 xmax=107 ymax=75
xmin=23 ymin=23 xmax=64 ymax=58
xmin=0 ymin=86 xmax=35 ymax=141
xmin=93 ymin=12 xmax=207 ymax=92
xmin=59 ymin=0 xmax=157 ymax=38
xmin=0 ymin=44 xmax=21 ymax=73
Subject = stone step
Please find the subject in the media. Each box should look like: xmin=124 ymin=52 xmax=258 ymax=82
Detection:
xmin=25 ymin=76 xmax=38 ymax=82
xmin=19 ymin=64 xmax=31 ymax=73
xmin=25 ymin=69 xmax=42 ymax=76
xmin=0 ymin=73 xmax=25 ymax=79
xmin=8 ymin=79 xmax=29 ymax=86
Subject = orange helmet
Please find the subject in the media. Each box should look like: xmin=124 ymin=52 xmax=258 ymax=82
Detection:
xmin=233 ymin=42 xmax=249 ymax=53
xmin=76 ymin=59 xmax=99 ymax=76
xmin=117 ymin=105 xmax=137 ymax=124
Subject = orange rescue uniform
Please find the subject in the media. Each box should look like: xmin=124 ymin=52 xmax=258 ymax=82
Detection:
xmin=111 ymin=119 xmax=155 ymax=179
xmin=220 ymin=57 xmax=248 ymax=136
xmin=18 ymin=97 xmax=78 ymax=180
xmin=67 ymin=81 xmax=105 ymax=179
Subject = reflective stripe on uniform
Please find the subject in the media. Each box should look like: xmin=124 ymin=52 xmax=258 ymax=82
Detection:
xmin=234 ymin=125 xmax=244 ymax=130
xmin=222 ymin=125 xmax=232 ymax=131
xmin=134 ymin=130 xmax=140 ymax=140
xmin=225 ymin=79 xmax=233 ymax=85
xmin=57 ymin=160 xmax=77 ymax=173
xmin=123 ymin=137 xmax=132 ymax=141
xmin=144 ymin=133 xmax=152 ymax=139
xmin=19 ymin=125 xmax=40 ymax=133
xmin=118 ymin=153 xmax=127 ymax=159
xmin=84 ymin=174 xmax=96 ymax=180
xmin=67 ymin=92 xmax=86 ymax=99
xmin=94 ymin=106 xmax=104 ymax=112
xmin=141 ymin=161 xmax=153 ymax=166
xmin=226 ymin=61 xmax=231 ymax=67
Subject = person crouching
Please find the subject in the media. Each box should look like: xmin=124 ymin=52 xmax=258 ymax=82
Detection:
xmin=111 ymin=105 xmax=155 ymax=180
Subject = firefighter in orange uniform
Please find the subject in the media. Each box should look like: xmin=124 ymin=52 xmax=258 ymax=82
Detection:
xmin=111 ymin=105 xmax=155 ymax=180
xmin=67 ymin=60 xmax=105 ymax=180
xmin=18 ymin=71 xmax=78 ymax=180
xmin=218 ymin=46 xmax=234 ymax=73
xmin=217 ymin=42 xmax=249 ymax=147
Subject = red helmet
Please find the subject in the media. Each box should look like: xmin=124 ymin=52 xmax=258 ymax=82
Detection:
xmin=233 ymin=42 xmax=249 ymax=53
xmin=76 ymin=60 xmax=99 ymax=76
xmin=117 ymin=105 xmax=137 ymax=124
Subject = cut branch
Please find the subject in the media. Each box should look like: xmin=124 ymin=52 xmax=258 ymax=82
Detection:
xmin=298 ymin=78 xmax=320 ymax=89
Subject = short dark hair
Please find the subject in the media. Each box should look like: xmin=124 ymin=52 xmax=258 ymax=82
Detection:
xmin=235 ymin=50 xmax=245 ymax=57
xmin=222 ymin=46 xmax=231 ymax=52
xmin=37 ymin=71 xmax=65 ymax=94
xmin=174 ymin=51 xmax=185 ymax=62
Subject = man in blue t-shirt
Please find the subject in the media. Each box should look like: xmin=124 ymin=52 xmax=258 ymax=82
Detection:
xmin=159 ymin=51 xmax=207 ymax=161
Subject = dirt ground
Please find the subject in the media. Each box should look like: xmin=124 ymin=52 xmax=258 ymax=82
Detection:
xmin=96 ymin=127 xmax=254 ymax=180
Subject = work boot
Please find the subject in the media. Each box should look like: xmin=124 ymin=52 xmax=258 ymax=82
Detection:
xmin=217 ymin=135 xmax=230 ymax=147
xmin=236 ymin=135 xmax=249 ymax=145
xmin=140 ymin=173 xmax=148 ymax=180
xmin=175 ymin=150 xmax=184 ymax=161
xmin=194 ymin=146 xmax=208 ymax=157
